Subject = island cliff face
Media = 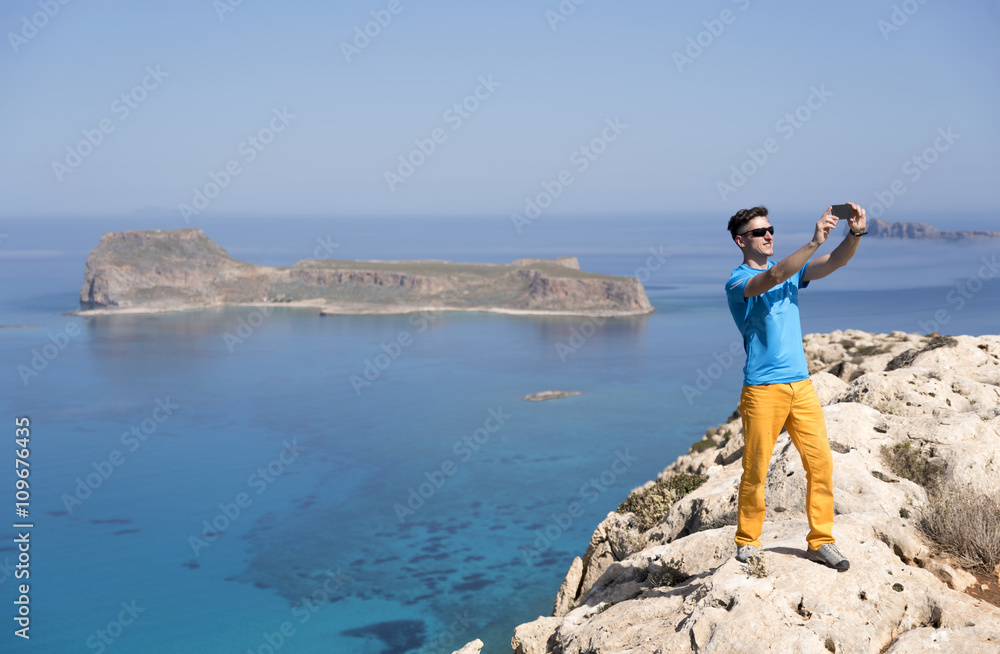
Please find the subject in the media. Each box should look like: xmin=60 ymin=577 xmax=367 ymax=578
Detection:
xmin=866 ymin=218 xmax=1000 ymax=240
xmin=79 ymin=229 xmax=654 ymax=316
xmin=450 ymin=330 xmax=1000 ymax=654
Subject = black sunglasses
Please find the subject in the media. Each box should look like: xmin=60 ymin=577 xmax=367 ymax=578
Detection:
xmin=739 ymin=226 xmax=774 ymax=238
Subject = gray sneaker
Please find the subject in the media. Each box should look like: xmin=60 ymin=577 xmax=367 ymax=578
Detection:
xmin=806 ymin=543 xmax=850 ymax=571
xmin=735 ymin=544 xmax=761 ymax=563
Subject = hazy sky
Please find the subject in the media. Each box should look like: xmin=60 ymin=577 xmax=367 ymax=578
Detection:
xmin=1 ymin=0 xmax=997 ymax=220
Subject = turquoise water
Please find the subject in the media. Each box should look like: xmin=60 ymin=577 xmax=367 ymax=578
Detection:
xmin=2 ymin=216 xmax=998 ymax=652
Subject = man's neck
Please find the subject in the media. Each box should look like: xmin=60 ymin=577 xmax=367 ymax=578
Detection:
xmin=743 ymin=253 xmax=769 ymax=270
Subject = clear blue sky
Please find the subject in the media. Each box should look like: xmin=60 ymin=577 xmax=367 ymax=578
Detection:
xmin=1 ymin=0 xmax=997 ymax=220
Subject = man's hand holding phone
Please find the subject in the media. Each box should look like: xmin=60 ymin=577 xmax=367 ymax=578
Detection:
xmin=832 ymin=202 xmax=867 ymax=235
xmin=813 ymin=207 xmax=840 ymax=246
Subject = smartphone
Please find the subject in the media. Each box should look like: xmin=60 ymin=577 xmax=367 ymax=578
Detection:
xmin=831 ymin=204 xmax=853 ymax=221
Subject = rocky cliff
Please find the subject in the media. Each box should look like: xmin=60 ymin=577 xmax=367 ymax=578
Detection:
xmin=866 ymin=218 xmax=1000 ymax=240
xmin=450 ymin=329 xmax=1000 ymax=654
xmin=79 ymin=229 xmax=654 ymax=316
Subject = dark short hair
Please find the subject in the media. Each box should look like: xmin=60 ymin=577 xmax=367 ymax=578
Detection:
xmin=727 ymin=206 xmax=768 ymax=240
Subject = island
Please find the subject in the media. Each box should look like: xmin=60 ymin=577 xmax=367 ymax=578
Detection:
xmin=523 ymin=391 xmax=583 ymax=402
xmin=866 ymin=218 xmax=1000 ymax=240
xmin=77 ymin=229 xmax=654 ymax=317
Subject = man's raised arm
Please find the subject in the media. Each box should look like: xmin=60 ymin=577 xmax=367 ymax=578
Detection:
xmin=803 ymin=203 xmax=868 ymax=282
xmin=744 ymin=209 xmax=839 ymax=298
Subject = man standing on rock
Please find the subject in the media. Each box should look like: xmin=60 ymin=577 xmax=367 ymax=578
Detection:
xmin=724 ymin=204 xmax=867 ymax=571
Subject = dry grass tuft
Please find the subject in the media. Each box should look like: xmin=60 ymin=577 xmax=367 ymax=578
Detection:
xmin=919 ymin=485 xmax=1000 ymax=572
xmin=746 ymin=552 xmax=768 ymax=578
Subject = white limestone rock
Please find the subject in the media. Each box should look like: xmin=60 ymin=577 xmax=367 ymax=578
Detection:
xmin=518 ymin=331 xmax=1000 ymax=654
xmin=511 ymin=617 xmax=561 ymax=654
xmin=450 ymin=639 xmax=484 ymax=654
xmin=553 ymin=556 xmax=583 ymax=617
xmin=809 ymin=371 xmax=849 ymax=406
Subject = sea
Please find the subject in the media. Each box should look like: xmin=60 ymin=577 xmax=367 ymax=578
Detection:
xmin=2 ymin=214 xmax=998 ymax=653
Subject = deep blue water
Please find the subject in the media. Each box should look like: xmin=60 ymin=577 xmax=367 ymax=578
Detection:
xmin=2 ymin=215 xmax=998 ymax=652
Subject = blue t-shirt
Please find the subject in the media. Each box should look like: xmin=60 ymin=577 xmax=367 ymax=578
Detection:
xmin=726 ymin=260 xmax=812 ymax=386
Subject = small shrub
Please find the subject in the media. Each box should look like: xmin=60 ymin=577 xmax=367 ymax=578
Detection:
xmin=880 ymin=442 xmax=945 ymax=490
xmin=840 ymin=339 xmax=856 ymax=350
xmin=746 ymin=553 xmax=768 ymax=578
xmin=856 ymin=344 xmax=885 ymax=356
xmin=648 ymin=556 xmax=688 ymax=587
xmin=664 ymin=472 xmax=709 ymax=497
xmin=899 ymin=507 xmax=910 ymax=519
xmin=690 ymin=437 xmax=717 ymax=453
xmin=617 ymin=473 xmax=708 ymax=531
xmin=919 ymin=485 xmax=1000 ymax=572
xmin=597 ymin=601 xmax=615 ymax=614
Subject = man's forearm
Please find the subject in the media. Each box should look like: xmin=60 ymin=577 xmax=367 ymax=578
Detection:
xmin=769 ymin=240 xmax=821 ymax=284
xmin=827 ymin=233 xmax=861 ymax=268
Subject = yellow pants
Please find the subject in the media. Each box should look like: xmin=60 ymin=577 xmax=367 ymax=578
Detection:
xmin=734 ymin=378 xmax=835 ymax=551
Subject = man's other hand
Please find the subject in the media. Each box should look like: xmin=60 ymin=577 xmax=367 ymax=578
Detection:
xmin=812 ymin=208 xmax=839 ymax=246
xmin=846 ymin=202 xmax=867 ymax=234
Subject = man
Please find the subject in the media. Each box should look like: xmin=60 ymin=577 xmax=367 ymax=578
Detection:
xmin=724 ymin=204 xmax=867 ymax=571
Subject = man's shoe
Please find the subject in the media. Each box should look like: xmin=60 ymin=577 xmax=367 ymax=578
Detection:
xmin=735 ymin=544 xmax=761 ymax=563
xmin=807 ymin=543 xmax=850 ymax=571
